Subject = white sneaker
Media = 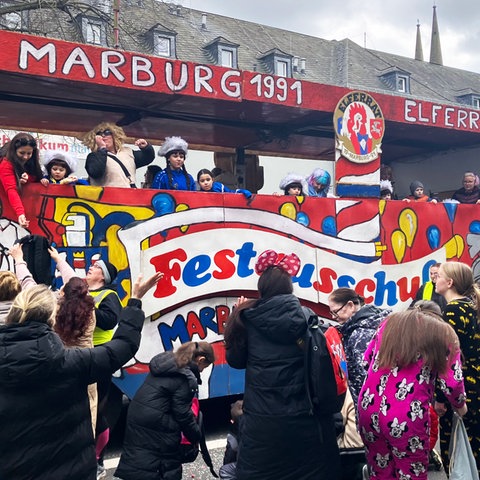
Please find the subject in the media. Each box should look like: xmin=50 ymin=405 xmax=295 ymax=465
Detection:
xmin=97 ymin=464 xmax=107 ymax=480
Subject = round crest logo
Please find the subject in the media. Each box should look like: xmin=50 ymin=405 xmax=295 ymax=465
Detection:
xmin=334 ymin=91 xmax=384 ymax=164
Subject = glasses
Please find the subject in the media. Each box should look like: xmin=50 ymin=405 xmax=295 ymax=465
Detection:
xmin=14 ymin=138 xmax=37 ymax=149
xmin=329 ymin=301 xmax=349 ymax=318
xmin=96 ymin=129 xmax=113 ymax=137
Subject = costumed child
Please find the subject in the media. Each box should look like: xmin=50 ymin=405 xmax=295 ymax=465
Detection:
xmin=358 ymin=309 xmax=466 ymax=480
xmin=306 ymin=168 xmax=331 ymax=197
xmin=197 ymin=169 xmax=252 ymax=198
xmin=152 ymin=136 xmax=196 ymax=191
xmin=278 ymin=172 xmax=309 ymax=196
xmin=0 ymin=132 xmax=43 ymax=228
xmin=379 ymin=180 xmax=393 ymax=200
xmin=403 ymin=180 xmax=437 ymax=203
xmin=40 ymin=150 xmax=88 ymax=186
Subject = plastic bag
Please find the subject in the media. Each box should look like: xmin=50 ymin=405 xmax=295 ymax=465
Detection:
xmin=449 ymin=413 xmax=479 ymax=480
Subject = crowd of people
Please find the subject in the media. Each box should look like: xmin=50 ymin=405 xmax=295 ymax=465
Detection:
xmin=2 ymin=129 xmax=480 ymax=480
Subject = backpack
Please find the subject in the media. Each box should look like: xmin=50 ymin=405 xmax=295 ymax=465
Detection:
xmin=15 ymin=234 xmax=53 ymax=286
xmin=300 ymin=307 xmax=348 ymax=415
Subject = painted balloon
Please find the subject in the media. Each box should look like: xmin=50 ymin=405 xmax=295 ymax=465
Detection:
xmin=391 ymin=229 xmax=407 ymax=263
xmin=280 ymin=202 xmax=297 ymax=220
xmin=443 ymin=201 xmax=458 ymax=223
xmin=470 ymin=221 xmax=480 ymax=234
xmin=399 ymin=208 xmax=417 ymax=247
xmin=152 ymin=193 xmax=175 ymax=216
xmin=296 ymin=211 xmax=310 ymax=226
xmin=322 ymin=216 xmax=336 ymax=236
xmin=427 ymin=225 xmax=440 ymax=250
xmin=444 ymin=234 xmax=465 ymax=259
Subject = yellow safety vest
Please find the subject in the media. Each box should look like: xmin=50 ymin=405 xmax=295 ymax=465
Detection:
xmin=422 ymin=281 xmax=434 ymax=301
xmin=90 ymin=289 xmax=119 ymax=346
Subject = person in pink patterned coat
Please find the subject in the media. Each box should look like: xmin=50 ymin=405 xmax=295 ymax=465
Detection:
xmin=358 ymin=309 xmax=467 ymax=480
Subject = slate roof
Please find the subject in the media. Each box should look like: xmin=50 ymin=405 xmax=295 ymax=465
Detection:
xmin=1 ymin=0 xmax=480 ymax=107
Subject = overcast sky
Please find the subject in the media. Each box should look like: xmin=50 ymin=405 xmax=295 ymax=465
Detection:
xmin=182 ymin=0 xmax=480 ymax=74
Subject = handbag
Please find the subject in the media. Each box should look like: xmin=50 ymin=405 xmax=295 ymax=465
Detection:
xmin=106 ymin=152 xmax=137 ymax=188
xmin=449 ymin=413 xmax=479 ymax=480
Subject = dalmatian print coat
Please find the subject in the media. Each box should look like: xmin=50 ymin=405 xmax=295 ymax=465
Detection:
xmin=358 ymin=321 xmax=466 ymax=479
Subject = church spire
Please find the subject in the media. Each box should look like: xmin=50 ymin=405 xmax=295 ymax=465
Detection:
xmin=429 ymin=5 xmax=443 ymax=65
xmin=415 ymin=20 xmax=424 ymax=61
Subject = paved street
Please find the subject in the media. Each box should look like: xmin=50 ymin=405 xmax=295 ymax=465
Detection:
xmin=103 ymin=443 xmax=448 ymax=479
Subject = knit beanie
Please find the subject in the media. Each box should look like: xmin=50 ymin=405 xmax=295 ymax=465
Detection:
xmin=95 ymin=260 xmax=118 ymax=285
xmin=410 ymin=181 xmax=423 ymax=195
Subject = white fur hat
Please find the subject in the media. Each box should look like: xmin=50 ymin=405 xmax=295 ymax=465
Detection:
xmin=380 ymin=179 xmax=393 ymax=194
xmin=279 ymin=172 xmax=309 ymax=196
xmin=158 ymin=136 xmax=188 ymax=158
xmin=41 ymin=150 xmax=78 ymax=174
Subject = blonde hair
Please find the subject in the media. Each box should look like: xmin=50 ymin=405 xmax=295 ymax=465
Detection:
xmin=442 ymin=262 xmax=480 ymax=313
xmin=0 ymin=271 xmax=21 ymax=301
xmin=82 ymin=122 xmax=127 ymax=153
xmin=174 ymin=341 xmax=215 ymax=369
xmin=5 ymin=284 xmax=56 ymax=326
xmin=378 ymin=310 xmax=459 ymax=374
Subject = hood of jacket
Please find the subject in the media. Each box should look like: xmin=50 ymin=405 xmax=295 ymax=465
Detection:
xmin=242 ymin=293 xmax=306 ymax=344
xmin=340 ymin=304 xmax=391 ymax=338
xmin=0 ymin=321 xmax=65 ymax=386
xmin=149 ymin=350 xmax=198 ymax=391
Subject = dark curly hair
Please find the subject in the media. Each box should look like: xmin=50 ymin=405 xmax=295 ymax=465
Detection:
xmin=55 ymin=277 xmax=95 ymax=346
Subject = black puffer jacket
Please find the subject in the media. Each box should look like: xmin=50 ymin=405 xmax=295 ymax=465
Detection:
xmin=114 ymin=351 xmax=201 ymax=480
xmin=227 ymin=294 xmax=340 ymax=480
xmin=339 ymin=304 xmax=391 ymax=407
xmin=0 ymin=299 xmax=145 ymax=480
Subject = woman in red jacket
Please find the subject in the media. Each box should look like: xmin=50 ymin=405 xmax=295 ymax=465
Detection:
xmin=0 ymin=132 xmax=42 ymax=228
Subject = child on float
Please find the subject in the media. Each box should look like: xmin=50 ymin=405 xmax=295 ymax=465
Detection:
xmin=152 ymin=136 xmax=196 ymax=191
xmin=403 ymin=181 xmax=437 ymax=203
xmin=306 ymin=168 xmax=331 ymax=197
xmin=278 ymin=172 xmax=309 ymax=196
xmin=358 ymin=308 xmax=466 ymax=480
xmin=197 ymin=169 xmax=252 ymax=198
xmin=40 ymin=150 xmax=88 ymax=186
xmin=380 ymin=180 xmax=393 ymax=200
xmin=0 ymin=133 xmax=43 ymax=228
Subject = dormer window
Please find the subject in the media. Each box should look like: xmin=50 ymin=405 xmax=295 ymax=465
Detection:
xmin=146 ymin=24 xmax=177 ymax=58
xmin=77 ymin=16 xmax=106 ymax=46
xmin=378 ymin=67 xmax=411 ymax=94
xmin=258 ymin=49 xmax=293 ymax=77
xmin=203 ymin=37 xmax=239 ymax=69
xmin=456 ymin=90 xmax=480 ymax=109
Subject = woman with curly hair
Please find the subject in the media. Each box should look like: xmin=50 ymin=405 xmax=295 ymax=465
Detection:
xmin=55 ymin=277 xmax=98 ymax=433
xmin=84 ymin=122 xmax=155 ymax=188
xmin=0 ymin=132 xmax=43 ymax=227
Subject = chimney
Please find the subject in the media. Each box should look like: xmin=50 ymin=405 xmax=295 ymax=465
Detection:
xmin=300 ymin=58 xmax=306 ymax=74
xmin=201 ymin=13 xmax=207 ymax=29
xmin=292 ymin=56 xmax=299 ymax=72
xmin=429 ymin=5 xmax=443 ymax=65
xmin=415 ymin=20 xmax=424 ymax=61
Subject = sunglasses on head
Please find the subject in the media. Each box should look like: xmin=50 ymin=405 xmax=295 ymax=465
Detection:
xmin=96 ymin=129 xmax=113 ymax=137
xmin=14 ymin=138 xmax=37 ymax=149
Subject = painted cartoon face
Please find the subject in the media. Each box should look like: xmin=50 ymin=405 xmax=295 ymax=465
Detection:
xmin=168 ymin=151 xmax=186 ymax=170
xmin=50 ymin=165 xmax=67 ymax=181
xmin=16 ymin=146 xmax=34 ymax=163
xmin=198 ymin=173 xmax=213 ymax=191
